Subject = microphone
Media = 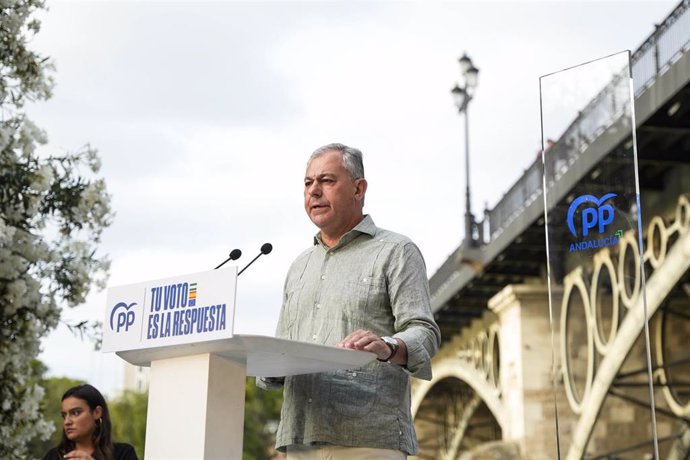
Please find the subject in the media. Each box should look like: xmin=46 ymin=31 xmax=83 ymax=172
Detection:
xmin=238 ymin=243 xmax=273 ymax=276
xmin=214 ymin=249 xmax=242 ymax=270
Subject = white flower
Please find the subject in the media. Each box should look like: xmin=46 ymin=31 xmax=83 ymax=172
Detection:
xmin=32 ymin=165 xmax=54 ymax=193
xmin=85 ymin=147 xmax=102 ymax=173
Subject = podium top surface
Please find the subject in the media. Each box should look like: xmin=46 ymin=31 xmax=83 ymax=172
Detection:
xmin=115 ymin=334 xmax=376 ymax=377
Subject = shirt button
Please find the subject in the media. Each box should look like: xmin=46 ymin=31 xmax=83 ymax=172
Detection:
xmin=352 ymin=372 xmax=357 ymax=377
xmin=362 ymin=277 xmax=367 ymax=282
xmin=312 ymin=334 xmax=317 ymax=340
xmin=315 ymin=303 xmax=321 ymax=309
xmin=308 ymin=398 xmax=313 ymax=403
xmin=321 ymin=275 xmax=326 ymax=280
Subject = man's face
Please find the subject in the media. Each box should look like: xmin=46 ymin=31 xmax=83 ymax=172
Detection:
xmin=304 ymin=150 xmax=366 ymax=240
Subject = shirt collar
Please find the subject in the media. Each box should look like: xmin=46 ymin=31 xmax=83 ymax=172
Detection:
xmin=313 ymin=215 xmax=377 ymax=249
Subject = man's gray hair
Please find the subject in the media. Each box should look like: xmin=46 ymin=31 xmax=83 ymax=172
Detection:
xmin=309 ymin=143 xmax=365 ymax=180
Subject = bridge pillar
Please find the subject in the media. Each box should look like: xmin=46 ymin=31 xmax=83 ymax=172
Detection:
xmin=488 ymin=284 xmax=567 ymax=460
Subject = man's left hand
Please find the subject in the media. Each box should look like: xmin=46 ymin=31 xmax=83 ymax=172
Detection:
xmin=337 ymin=329 xmax=392 ymax=361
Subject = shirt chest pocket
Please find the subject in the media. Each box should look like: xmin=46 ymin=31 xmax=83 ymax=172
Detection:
xmin=345 ymin=275 xmax=388 ymax=316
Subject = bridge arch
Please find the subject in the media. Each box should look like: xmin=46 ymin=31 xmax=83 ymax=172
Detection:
xmin=411 ymin=357 xmax=505 ymax=459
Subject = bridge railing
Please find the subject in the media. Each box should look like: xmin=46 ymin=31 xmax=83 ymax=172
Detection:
xmin=486 ymin=0 xmax=690 ymax=241
xmin=633 ymin=0 xmax=690 ymax=95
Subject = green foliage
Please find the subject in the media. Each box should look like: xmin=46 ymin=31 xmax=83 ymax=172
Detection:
xmin=244 ymin=378 xmax=283 ymax=460
xmin=0 ymin=1 xmax=112 ymax=457
xmin=109 ymin=390 xmax=148 ymax=460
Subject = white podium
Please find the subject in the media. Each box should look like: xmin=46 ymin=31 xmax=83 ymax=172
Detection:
xmin=117 ymin=335 xmax=375 ymax=460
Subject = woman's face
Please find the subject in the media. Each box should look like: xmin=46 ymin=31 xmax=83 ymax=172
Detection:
xmin=61 ymin=396 xmax=102 ymax=445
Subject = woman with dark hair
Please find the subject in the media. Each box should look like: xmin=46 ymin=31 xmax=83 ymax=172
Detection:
xmin=43 ymin=384 xmax=138 ymax=460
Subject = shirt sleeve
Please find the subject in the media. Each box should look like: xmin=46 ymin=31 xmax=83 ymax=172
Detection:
xmin=274 ymin=271 xmax=291 ymax=340
xmin=256 ymin=267 xmax=293 ymax=391
xmin=387 ymin=242 xmax=441 ymax=380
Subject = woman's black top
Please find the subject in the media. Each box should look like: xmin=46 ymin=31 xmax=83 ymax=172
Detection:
xmin=43 ymin=442 xmax=138 ymax=460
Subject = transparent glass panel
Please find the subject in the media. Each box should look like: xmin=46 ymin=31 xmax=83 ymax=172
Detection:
xmin=540 ymin=51 xmax=660 ymax=459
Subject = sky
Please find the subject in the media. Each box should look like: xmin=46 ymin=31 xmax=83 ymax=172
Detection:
xmin=28 ymin=0 xmax=678 ymax=397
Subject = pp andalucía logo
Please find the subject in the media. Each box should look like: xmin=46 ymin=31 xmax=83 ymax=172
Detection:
xmin=566 ymin=192 xmax=621 ymax=253
xmin=110 ymin=301 xmax=137 ymax=333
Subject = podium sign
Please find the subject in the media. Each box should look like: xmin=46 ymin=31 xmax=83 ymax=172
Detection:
xmin=102 ymin=267 xmax=237 ymax=352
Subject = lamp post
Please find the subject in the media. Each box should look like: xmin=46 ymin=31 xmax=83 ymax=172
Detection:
xmin=451 ymin=53 xmax=479 ymax=246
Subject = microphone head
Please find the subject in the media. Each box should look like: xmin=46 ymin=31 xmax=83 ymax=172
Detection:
xmin=229 ymin=249 xmax=242 ymax=260
xmin=260 ymin=243 xmax=273 ymax=255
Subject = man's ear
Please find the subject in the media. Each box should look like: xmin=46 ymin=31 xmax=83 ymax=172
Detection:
xmin=354 ymin=178 xmax=367 ymax=200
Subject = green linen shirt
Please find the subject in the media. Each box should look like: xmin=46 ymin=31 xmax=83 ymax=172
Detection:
xmin=261 ymin=215 xmax=441 ymax=455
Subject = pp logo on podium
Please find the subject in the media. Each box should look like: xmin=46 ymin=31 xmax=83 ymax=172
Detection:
xmin=110 ymin=302 xmax=138 ymax=332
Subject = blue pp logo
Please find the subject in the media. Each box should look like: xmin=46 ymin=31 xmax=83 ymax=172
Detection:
xmin=110 ymin=302 xmax=137 ymax=332
xmin=566 ymin=193 xmax=617 ymax=237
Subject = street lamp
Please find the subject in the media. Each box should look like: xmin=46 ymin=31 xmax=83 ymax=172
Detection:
xmin=451 ymin=52 xmax=479 ymax=246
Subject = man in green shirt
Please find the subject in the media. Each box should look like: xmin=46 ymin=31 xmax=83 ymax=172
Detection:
xmin=259 ymin=143 xmax=441 ymax=459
